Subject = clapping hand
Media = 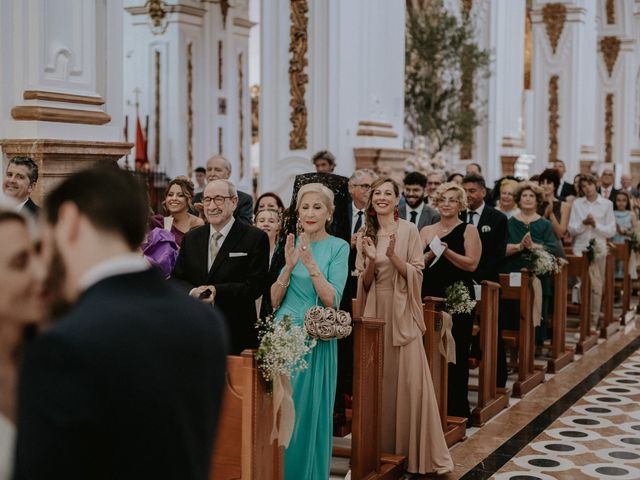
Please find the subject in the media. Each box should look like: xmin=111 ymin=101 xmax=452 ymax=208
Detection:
xmin=284 ymin=233 xmax=300 ymax=270
xmin=298 ymin=232 xmax=315 ymax=268
xmin=362 ymin=236 xmax=377 ymax=260
xmin=385 ymin=234 xmax=396 ymax=258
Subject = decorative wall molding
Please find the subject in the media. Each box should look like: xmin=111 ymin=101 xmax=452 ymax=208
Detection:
xmin=605 ymin=93 xmax=614 ymax=163
xmin=606 ymin=0 xmax=615 ymax=24
xmin=218 ymin=127 xmax=223 ymax=154
xmin=23 ymin=90 xmax=104 ymax=106
xmin=218 ymin=41 xmax=223 ymax=90
xmin=542 ymin=3 xmax=567 ymax=55
xmin=238 ymin=52 xmax=245 ymax=178
xmin=154 ymin=50 xmax=161 ymax=165
xmin=187 ymin=42 xmax=194 ymax=177
xmin=233 ymin=18 xmax=256 ymax=29
xmin=288 ymin=0 xmax=309 ymax=151
xmin=358 ymin=120 xmax=393 ymax=129
xmin=219 ymin=0 xmax=230 ymax=28
xmin=11 ymin=106 xmax=110 ymax=125
xmin=548 ymin=75 xmax=560 ymax=163
xmin=600 ymin=36 xmax=621 ymax=77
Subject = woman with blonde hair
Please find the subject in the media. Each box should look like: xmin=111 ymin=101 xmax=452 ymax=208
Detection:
xmin=356 ymin=177 xmax=453 ymax=475
xmin=495 ymin=178 xmax=520 ymax=219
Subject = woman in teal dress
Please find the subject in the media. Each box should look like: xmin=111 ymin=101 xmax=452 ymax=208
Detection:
xmin=502 ymin=182 xmax=562 ymax=348
xmin=270 ymin=183 xmax=349 ymax=480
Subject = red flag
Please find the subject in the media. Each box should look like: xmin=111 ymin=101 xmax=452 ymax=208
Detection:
xmin=135 ymin=115 xmax=148 ymax=169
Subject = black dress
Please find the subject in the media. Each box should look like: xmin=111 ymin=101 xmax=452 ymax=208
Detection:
xmin=422 ymin=222 xmax=474 ymax=420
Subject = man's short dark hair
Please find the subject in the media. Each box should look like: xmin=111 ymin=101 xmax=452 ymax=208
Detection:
xmin=195 ymin=166 xmax=206 ymax=174
xmin=45 ymin=164 xmax=149 ymax=250
xmin=311 ymin=150 xmax=336 ymax=167
xmin=403 ymin=171 xmax=427 ymax=188
xmin=462 ymin=173 xmax=487 ymax=190
xmin=9 ymin=157 xmax=38 ymax=184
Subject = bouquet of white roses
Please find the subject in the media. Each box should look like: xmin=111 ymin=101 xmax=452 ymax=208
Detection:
xmin=444 ymin=281 xmax=476 ymax=315
xmin=586 ymin=238 xmax=606 ymax=263
xmin=524 ymin=248 xmax=560 ymax=276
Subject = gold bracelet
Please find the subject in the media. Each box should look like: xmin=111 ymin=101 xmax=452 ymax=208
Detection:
xmin=276 ymin=278 xmax=289 ymax=289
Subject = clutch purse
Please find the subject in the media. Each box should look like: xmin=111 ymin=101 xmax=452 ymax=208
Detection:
xmin=304 ymin=299 xmax=352 ymax=340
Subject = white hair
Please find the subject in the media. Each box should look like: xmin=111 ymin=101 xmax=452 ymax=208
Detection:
xmin=296 ymin=183 xmax=335 ymax=215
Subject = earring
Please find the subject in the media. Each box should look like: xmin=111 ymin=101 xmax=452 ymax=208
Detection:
xmin=394 ymin=206 xmax=399 ymax=221
xmin=327 ymin=217 xmax=332 ymax=222
xmin=368 ymin=207 xmax=377 ymax=217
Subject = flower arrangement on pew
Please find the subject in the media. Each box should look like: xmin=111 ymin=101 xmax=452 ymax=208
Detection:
xmin=586 ymin=238 xmax=606 ymax=263
xmin=255 ymin=314 xmax=316 ymax=447
xmin=444 ymin=281 xmax=476 ymax=315
xmin=630 ymin=232 xmax=640 ymax=254
xmin=524 ymin=248 xmax=561 ymax=277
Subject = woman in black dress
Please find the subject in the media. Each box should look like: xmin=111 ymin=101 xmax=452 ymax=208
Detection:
xmin=420 ymin=182 xmax=481 ymax=421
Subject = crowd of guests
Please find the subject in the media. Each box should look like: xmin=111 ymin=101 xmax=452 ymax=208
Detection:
xmin=0 ymin=152 xmax=638 ymax=480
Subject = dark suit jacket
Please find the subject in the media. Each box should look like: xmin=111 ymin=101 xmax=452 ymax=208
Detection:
xmin=14 ymin=269 xmax=227 ymax=480
xmin=172 ymin=220 xmax=269 ymax=354
xmin=558 ymin=181 xmax=577 ymax=200
xmin=194 ymin=189 xmax=253 ymax=225
xmin=460 ymin=205 xmax=507 ymax=283
xmin=598 ymin=186 xmax=619 ymax=202
xmin=398 ymin=202 xmax=440 ymax=230
xmin=21 ymin=197 xmax=40 ymax=216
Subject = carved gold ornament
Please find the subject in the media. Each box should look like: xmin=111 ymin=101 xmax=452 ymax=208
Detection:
xmin=548 ymin=75 xmax=559 ymax=163
xmin=605 ymin=94 xmax=614 ymax=163
xmin=606 ymin=0 xmax=615 ymax=25
xmin=288 ymin=0 xmax=309 ymax=151
xmin=542 ymin=3 xmax=567 ymax=55
xmin=461 ymin=0 xmax=472 ymax=13
xmin=238 ymin=53 xmax=244 ymax=178
xmin=187 ymin=43 xmax=194 ymax=178
xmin=600 ymin=36 xmax=621 ymax=78
xmin=154 ymin=51 xmax=161 ymax=165
xmin=146 ymin=0 xmax=168 ymax=35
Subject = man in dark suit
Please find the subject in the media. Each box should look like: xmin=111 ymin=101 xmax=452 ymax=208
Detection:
xmin=2 ymin=156 xmax=40 ymax=216
xmin=553 ymin=160 xmax=577 ymax=200
xmin=461 ymin=173 xmax=509 ymax=387
xmin=598 ymin=166 xmax=618 ymax=202
xmin=399 ymin=171 xmax=440 ymax=229
xmin=173 ymin=179 xmax=269 ymax=354
xmin=193 ymin=155 xmax=253 ymax=224
xmin=14 ymin=166 xmax=228 ymax=480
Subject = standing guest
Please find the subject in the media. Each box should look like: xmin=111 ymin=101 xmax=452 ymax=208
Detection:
xmin=0 ymin=206 xmax=45 ymax=480
xmin=599 ymin=166 xmax=618 ymax=202
xmin=312 ymin=150 xmax=336 ymax=173
xmin=2 ymin=157 xmax=40 ymax=216
xmin=254 ymin=192 xmax=285 ymax=216
xmin=612 ymin=190 xmax=638 ymax=279
xmin=270 ymin=183 xmax=348 ymax=480
xmin=348 ymin=169 xmax=377 ymax=236
xmin=399 ymin=171 xmax=440 ymax=229
xmin=461 ymin=173 xmax=509 ymax=387
xmin=495 ymin=178 xmax=521 ymax=219
xmin=14 ymin=166 xmax=228 ymax=480
xmin=193 ymin=155 xmax=253 ymax=224
xmin=173 ymin=179 xmax=269 ymax=354
xmin=421 ymin=183 xmax=481 ymax=422
xmin=357 ymin=177 xmax=453 ymax=475
xmin=254 ymin=208 xmax=281 ymax=262
xmin=538 ymin=168 xmax=571 ymax=240
xmin=568 ymin=174 xmax=616 ymax=328
xmin=448 ymin=172 xmax=464 ymax=185
xmin=554 ymin=159 xmax=577 ymax=201
xmin=465 ymin=162 xmax=483 ymax=176
xmin=194 ymin=166 xmax=207 ymax=194
xmin=425 ymin=171 xmax=445 ymax=206
xmin=573 ymin=173 xmax=582 ymax=198
xmin=620 ymin=174 xmax=639 ymax=210
xmin=150 ymin=178 xmax=204 ymax=247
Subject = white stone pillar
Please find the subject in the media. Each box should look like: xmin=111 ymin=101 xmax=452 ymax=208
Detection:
xmin=0 ymin=0 xmax=130 ymax=202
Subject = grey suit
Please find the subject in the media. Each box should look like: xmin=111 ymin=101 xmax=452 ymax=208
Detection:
xmin=399 ymin=202 xmax=440 ymax=230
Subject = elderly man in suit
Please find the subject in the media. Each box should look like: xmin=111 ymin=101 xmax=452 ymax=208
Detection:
xmin=193 ymin=155 xmax=253 ymax=224
xmin=173 ymin=179 xmax=269 ymax=354
xmin=598 ymin=166 xmax=618 ymax=202
xmin=399 ymin=171 xmax=440 ymax=229
xmin=461 ymin=173 xmax=509 ymax=388
xmin=554 ymin=160 xmax=577 ymax=201
xmin=2 ymin=156 xmax=40 ymax=216
xmin=15 ymin=166 xmax=228 ymax=480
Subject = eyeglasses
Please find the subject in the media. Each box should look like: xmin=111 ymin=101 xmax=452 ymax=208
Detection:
xmin=439 ymin=198 xmax=460 ymax=205
xmin=352 ymin=184 xmax=371 ymax=190
xmin=427 ymin=181 xmax=442 ymax=186
xmin=203 ymin=195 xmax=233 ymax=205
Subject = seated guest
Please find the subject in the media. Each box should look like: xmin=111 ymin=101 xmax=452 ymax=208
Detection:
xmin=173 ymin=179 xmax=269 ymax=354
xmin=495 ymin=178 xmax=520 ymax=219
xmin=502 ymin=182 xmax=562 ymax=348
xmin=0 ymin=205 xmax=45 ymax=480
xmin=568 ymin=174 xmax=616 ymax=328
xmin=538 ymin=169 xmax=571 ymax=241
xmin=357 ymin=177 xmax=453 ymax=475
xmin=150 ymin=178 xmax=204 ymax=247
xmin=612 ymin=190 xmax=638 ymax=279
xmin=400 ymin=171 xmax=440 ymax=228
xmin=422 ymin=182 xmax=481 ymax=422
xmin=2 ymin=157 xmax=40 ymax=216
xmin=254 ymin=192 xmax=285 ymax=216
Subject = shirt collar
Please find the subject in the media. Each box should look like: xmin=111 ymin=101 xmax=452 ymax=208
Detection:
xmin=79 ymin=253 xmax=150 ymax=293
xmin=209 ymin=216 xmax=235 ymax=239
xmin=469 ymin=202 xmax=485 ymax=217
xmin=15 ymin=198 xmax=28 ymax=212
xmin=352 ymin=202 xmax=364 ymax=216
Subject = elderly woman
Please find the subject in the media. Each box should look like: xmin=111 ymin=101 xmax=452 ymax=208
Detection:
xmin=538 ymin=168 xmax=571 ymax=241
xmin=150 ymin=178 xmax=203 ymax=247
xmin=270 ymin=183 xmax=349 ymax=480
xmin=502 ymin=182 xmax=561 ymax=350
xmin=495 ymin=178 xmax=520 ymax=219
xmin=357 ymin=177 xmax=453 ymax=475
xmin=0 ymin=206 xmax=45 ymax=480
xmin=421 ymin=182 xmax=481 ymax=423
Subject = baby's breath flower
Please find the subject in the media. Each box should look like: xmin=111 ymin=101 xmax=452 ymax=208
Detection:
xmin=444 ymin=281 xmax=476 ymax=315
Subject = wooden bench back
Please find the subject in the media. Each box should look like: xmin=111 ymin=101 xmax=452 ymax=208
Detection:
xmin=423 ymin=296 xmax=448 ymax=431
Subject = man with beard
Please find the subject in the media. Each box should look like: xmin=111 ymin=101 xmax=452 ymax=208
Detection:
xmin=399 ymin=171 xmax=440 ymax=229
xmin=14 ymin=166 xmax=228 ymax=480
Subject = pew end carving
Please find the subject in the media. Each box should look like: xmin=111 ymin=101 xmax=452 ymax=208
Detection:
xmin=601 ymin=244 xmax=620 ymax=339
xmin=547 ymin=259 xmax=574 ymax=373
xmin=565 ymin=254 xmax=598 ymax=354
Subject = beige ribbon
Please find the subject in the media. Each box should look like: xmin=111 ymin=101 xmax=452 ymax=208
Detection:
xmin=629 ymin=251 xmax=638 ymax=279
xmin=588 ymin=259 xmax=604 ymax=300
xmin=439 ymin=311 xmax=456 ymax=364
xmin=270 ymin=374 xmax=295 ymax=448
xmin=531 ymin=276 xmax=543 ymax=327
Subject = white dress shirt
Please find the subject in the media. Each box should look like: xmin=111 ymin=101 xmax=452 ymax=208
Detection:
xmin=15 ymin=198 xmax=28 ymax=212
xmin=406 ymin=204 xmax=423 ymax=225
xmin=0 ymin=413 xmax=14 ymax=480
xmin=568 ymin=195 xmax=616 ymax=254
xmin=208 ymin=217 xmax=235 ymax=269
xmin=466 ymin=202 xmax=485 ymax=227
xmin=351 ymin=202 xmax=364 ymax=233
xmin=79 ymin=253 xmax=150 ymax=293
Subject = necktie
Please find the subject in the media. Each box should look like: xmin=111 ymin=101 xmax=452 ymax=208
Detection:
xmin=604 ymin=188 xmax=609 ymax=199
xmin=468 ymin=211 xmax=476 ymax=226
xmin=209 ymin=232 xmax=223 ymax=269
xmin=410 ymin=210 xmax=418 ymax=224
xmin=353 ymin=210 xmax=363 ymax=233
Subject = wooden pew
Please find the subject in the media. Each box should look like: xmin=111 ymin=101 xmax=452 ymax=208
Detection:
xmin=470 ymin=280 xmax=510 ymax=427
xmin=565 ymin=254 xmax=598 ymax=354
xmin=210 ymin=350 xmax=283 ymax=480
xmin=499 ymin=269 xmax=545 ymax=398
xmin=613 ymin=240 xmax=632 ymax=325
xmin=601 ymin=244 xmax=619 ymax=339
xmin=423 ymin=297 xmax=467 ymax=447
xmin=547 ymin=259 xmax=574 ymax=373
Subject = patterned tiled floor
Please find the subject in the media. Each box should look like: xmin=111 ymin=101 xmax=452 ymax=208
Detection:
xmin=491 ymin=349 xmax=640 ymax=479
